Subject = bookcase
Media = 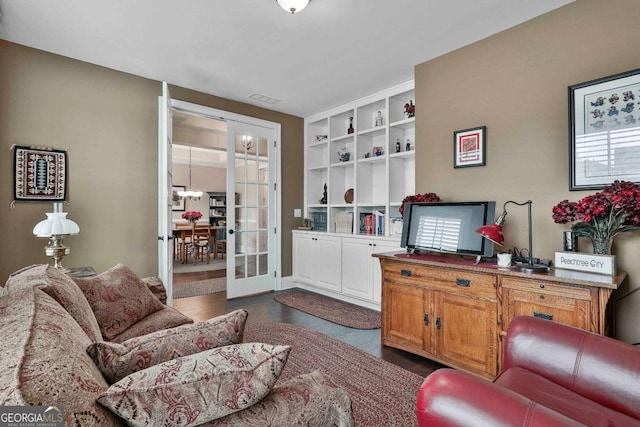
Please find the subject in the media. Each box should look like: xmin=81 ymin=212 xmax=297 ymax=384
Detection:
xmin=304 ymin=81 xmax=415 ymax=237
xmin=293 ymin=81 xmax=415 ymax=309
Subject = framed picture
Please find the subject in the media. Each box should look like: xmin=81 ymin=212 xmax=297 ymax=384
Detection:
xmin=454 ymin=126 xmax=486 ymax=168
xmin=13 ymin=145 xmax=68 ymax=202
xmin=172 ymin=185 xmax=185 ymax=211
xmin=569 ymin=68 xmax=640 ymax=190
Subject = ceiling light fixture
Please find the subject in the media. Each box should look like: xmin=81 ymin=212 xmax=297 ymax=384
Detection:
xmin=241 ymin=135 xmax=254 ymax=151
xmin=276 ymin=0 xmax=309 ymax=14
xmin=178 ymin=146 xmax=203 ymax=201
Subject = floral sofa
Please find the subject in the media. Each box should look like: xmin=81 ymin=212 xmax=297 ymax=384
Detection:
xmin=0 ymin=264 xmax=353 ymax=426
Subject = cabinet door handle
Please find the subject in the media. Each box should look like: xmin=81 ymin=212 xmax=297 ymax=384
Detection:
xmin=456 ymin=278 xmax=470 ymax=287
xmin=400 ymin=269 xmax=412 ymax=277
xmin=436 ymin=316 xmax=441 ymax=330
xmin=533 ymin=311 xmax=553 ymax=321
xmin=423 ymin=313 xmax=429 ymax=326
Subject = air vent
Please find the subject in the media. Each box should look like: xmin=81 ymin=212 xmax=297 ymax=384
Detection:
xmin=249 ymin=93 xmax=281 ymax=105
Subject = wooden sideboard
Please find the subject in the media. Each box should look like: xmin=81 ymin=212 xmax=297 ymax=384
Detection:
xmin=374 ymin=252 xmax=626 ymax=379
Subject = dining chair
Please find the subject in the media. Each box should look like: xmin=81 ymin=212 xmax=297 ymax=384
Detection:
xmin=192 ymin=225 xmax=211 ymax=264
xmin=175 ymin=223 xmax=195 ymax=264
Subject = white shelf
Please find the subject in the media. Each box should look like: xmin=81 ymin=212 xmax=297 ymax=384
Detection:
xmin=390 ymin=117 xmax=415 ymax=129
xmin=331 ymin=134 xmax=354 ymax=143
xmin=358 ymin=126 xmax=386 ymax=136
xmin=308 ymin=139 xmax=328 ymax=148
xmin=390 ymin=151 xmax=414 ymax=159
xmin=304 ymin=80 xmax=415 ymax=238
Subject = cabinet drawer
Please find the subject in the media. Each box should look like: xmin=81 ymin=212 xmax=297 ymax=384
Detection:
xmin=384 ymin=262 xmax=497 ymax=300
xmin=503 ymin=278 xmax=591 ymax=300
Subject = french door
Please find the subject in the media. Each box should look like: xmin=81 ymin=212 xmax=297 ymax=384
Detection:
xmin=226 ymin=121 xmax=277 ymax=298
xmin=158 ymin=89 xmax=281 ymax=301
xmin=157 ymin=82 xmax=174 ymax=302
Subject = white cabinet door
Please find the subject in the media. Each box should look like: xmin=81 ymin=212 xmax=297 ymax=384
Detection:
xmin=315 ymin=234 xmax=342 ymax=292
xmin=342 ymin=237 xmax=374 ymax=300
xmin=293 ymin=233 xmax=318 ymax=285
xmin=371 ymin=241 xmax=401 ymax=303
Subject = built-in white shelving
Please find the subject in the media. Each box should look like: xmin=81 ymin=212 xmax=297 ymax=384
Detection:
xmin=303 ymin=81 xmax=415 ymax=236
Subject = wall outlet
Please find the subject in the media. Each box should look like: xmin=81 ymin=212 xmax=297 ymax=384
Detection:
xmin=294 ymin=208 xmax=302 ymax=218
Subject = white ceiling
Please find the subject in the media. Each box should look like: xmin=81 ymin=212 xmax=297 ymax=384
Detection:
xmin=0 ymin=0 xmax=573 ymax=118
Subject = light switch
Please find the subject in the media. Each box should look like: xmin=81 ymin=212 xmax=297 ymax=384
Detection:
xmin=294 ymin=208 xmax=302 ymax=218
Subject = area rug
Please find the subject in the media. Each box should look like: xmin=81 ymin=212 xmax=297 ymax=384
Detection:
xmin=173 ymin=258 xmax=226 ymax=274
xmin=244 ymin=322 xmax=425 ymax=426
xmin=274 ymin=289 xmax=381 ymax=329
xmin=173 ymin=277 xmax=226 ymax=299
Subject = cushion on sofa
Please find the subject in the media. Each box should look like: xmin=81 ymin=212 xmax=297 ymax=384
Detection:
xmin=205 ymin=370 xmax=354 ymax=426
xmin=97 ymin=343 xmax=291 ymax=427
xmin=88 ymin=309 xmax=248 ymax=383
xmin=141 ymin=276 xmax=168 ymax=304
xmin=4 ymin=264 xmax=102 ymax=342
xmin=74 ymin=263 xmax=165 ymax=340
xmin=108 ymin=305 xmax=193 ymax=343
xmin=495 ymin=366 xmax=640 ymax=426
xmin=0 ymin=287 xmax=122 ymax=426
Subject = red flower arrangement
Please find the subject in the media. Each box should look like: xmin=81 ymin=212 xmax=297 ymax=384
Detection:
xmin=552 ymin=180 xmax=640 ymax=254
xmin=399 ymin=192 xmax=441 ymax=217
xmin=181 ymin=210 xmax=203 ymax=222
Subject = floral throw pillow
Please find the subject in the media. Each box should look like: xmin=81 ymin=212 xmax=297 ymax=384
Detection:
xmin=87 ymin=309 xmax=248 ymax=383
xmin=74 ymin=264 xmax=164 ymax=340
xmin=4 ymin=264 xmax=103 ymax=343
xmin=97 ymin=343 xmax=291 ymax=427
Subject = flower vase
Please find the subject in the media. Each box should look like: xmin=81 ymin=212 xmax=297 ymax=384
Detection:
xmin=591 ymin=237 xmax=612 ymax=255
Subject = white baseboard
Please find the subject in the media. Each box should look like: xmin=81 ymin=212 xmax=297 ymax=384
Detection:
xmin=279 ymin=275 xmax=296 ymax=290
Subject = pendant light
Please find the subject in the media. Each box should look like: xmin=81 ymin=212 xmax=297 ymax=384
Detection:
xmin=276 ymin=0 xmax=310 ymax=14
xmin=178 ymin=146 xmax=203 ymax=201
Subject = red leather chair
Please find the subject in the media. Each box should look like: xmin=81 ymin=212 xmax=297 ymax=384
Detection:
xmin=416 ymin=316 xmax=640 ymax=426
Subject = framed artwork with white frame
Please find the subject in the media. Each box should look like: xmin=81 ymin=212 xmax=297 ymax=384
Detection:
xmin=569 ymin=68 xmax=640 ymax=190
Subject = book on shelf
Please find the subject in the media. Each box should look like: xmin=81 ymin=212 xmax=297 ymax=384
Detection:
xmin=335 ymin=212 xmax=353 ymax=234
xmin=360 ymin=210 xmax=384 ymax=235
xmin=311 ymin=211 xmax=327 ymax=231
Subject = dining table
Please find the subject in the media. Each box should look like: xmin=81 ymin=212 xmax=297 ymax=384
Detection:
xmin=173 ymin=224 xmax=226 ymax=264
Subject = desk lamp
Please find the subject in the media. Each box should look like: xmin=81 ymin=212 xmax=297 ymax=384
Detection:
xmin=476 ymin=200 xmax=548 ymax=273
xmin=33 ymin=202 xmax=80 ymax=271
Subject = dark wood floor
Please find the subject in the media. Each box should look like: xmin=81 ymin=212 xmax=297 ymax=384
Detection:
xmin=172 ymin=270 xmax=445 ymax=378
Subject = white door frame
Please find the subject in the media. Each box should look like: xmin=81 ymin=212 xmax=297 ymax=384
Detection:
xmin=161 ymin=98 xmax=283 ymax=293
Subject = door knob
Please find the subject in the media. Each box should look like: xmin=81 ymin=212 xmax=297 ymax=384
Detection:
xmin=228 ymin=229 xmax=235 ymax=235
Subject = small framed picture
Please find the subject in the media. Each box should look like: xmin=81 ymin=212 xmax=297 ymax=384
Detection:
xmin=454 ymin=126 xmax=486 ymax=168
xmin=172 ymin=185 xmax=185 ymax=211
xmin=569 ymin=68 xmax=640 ymax=190
xmin=373 ymin=146 xmax=383 ymax=157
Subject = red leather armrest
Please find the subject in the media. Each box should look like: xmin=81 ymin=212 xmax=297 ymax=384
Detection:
xmin=504 ymin=316 xmax=640 ymax=419
xmin=416 ymin=369 xmax=581 ymax=427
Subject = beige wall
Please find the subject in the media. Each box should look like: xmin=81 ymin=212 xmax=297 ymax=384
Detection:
xmin=415 ymin=0 xmax=640 ymax=343
xmin=0 ymin=41 xmax=303 ymax=281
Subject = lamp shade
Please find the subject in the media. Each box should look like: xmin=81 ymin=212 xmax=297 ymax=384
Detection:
xmin=276 ymin=0 xmax=309 ymax=14
xmin=33 ymin=212 xmax=80 ymax=237
xmin=476 ymin=223 xmax=504 ymax=246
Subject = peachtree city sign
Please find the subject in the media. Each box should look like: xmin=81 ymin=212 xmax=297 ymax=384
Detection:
xmin=554 ymin=251 xmax=616 ymax=276
xmin=0 ymin=406 xmax=64 ymax=427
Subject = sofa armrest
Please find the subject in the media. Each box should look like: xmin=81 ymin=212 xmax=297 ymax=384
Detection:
xmin=416 ymin=369 xmax=581 ymax=427
xmin=504 ymin=315 xmax=640 ymax=420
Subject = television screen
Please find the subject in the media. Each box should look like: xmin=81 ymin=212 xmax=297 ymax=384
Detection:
xmin=400 ymin=201 xmax=496 ymax=257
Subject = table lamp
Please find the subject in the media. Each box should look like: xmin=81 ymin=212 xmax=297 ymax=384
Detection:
xmin=33 ymin=202 xmax=80 ymax=271
xmin=476 ymin=200 xmax=548 ymax=273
